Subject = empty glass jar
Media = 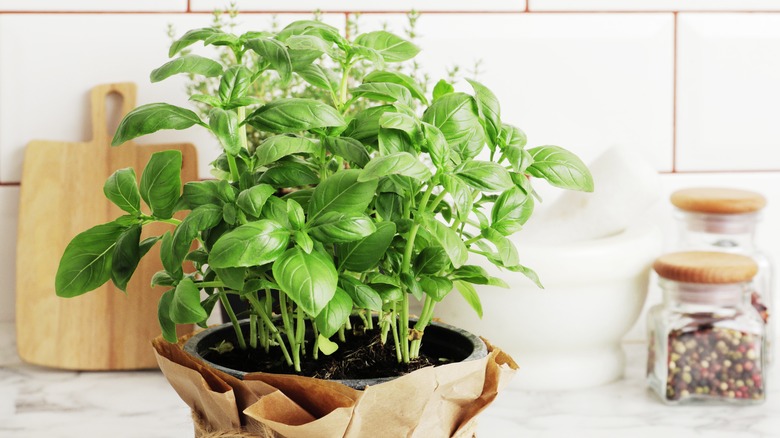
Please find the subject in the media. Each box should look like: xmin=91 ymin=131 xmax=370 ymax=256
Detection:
xmin=647 ymin=251 xmax=766 ymax=405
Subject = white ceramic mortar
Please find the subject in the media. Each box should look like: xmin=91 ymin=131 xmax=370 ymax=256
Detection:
xmin=434 ymin=221 xmax=662 ymax=390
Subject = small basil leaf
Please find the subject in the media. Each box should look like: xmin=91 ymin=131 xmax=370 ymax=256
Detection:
xmin=315 ymin=288 xmax=352 ymax=338
xmin=236 ymin=184 xmax=276 ymax=217
xmin=526 ymin=145 xmax=594 ymax=192
xmin=111 ymin=224 xmax=142 ymax=292
xmin=139 ymin=150 xmax=182 ymax=220
xmin=103 ymin=168 xmax=141 ymax=214
xmin=354 ymin=31 xmax=420 ymax=62
xmin=150 ymin=54 xmax=223 ymax=83
xmin=454 ymin=280 xmax=482 ymax=318
xmin=170 ymin=278 xmax=207 ymax=324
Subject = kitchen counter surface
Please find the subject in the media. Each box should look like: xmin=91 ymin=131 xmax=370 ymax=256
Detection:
xmin=1 ymin=321 xmax=778 ymax=438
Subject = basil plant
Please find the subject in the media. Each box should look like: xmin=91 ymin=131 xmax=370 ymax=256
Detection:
xmin=56 ymin=20 xmax=593 ymax=371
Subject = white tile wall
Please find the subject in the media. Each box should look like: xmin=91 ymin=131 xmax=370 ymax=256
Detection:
xmin=0 ymin=186 xmax=18 ymax=322
xmin=677 ymin=13 xmax=780 ymax=171
xmin=530 ymin=0 xmax=780 ymax=11
xmin=0 ymin=0 xmax=187 ymax=11
xmin=191 ymin=0 xmax=526 ymax=12
xmin=0 ymin=13 xmax=344 ymax=182
xmin=357 ymin=13 xmax=675 ymax=171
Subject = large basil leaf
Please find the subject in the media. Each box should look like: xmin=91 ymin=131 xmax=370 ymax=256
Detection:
xmin=168 ymin=27 xmax=220 ymax=57
xmin=413 ymin=247 xmax=450 ymax=275
xmin=170 ymin=278 xmax=207 ymax=324
xmin=466 ymin=79 xmax=501 ymax=149
xmin=336 ymin=221 xmax=396 ymax=271
xmin=218 ymin=65 xmax=253 ymax=105
xmin=110 ymin=224 xmax=142 ymax=292
xmin=209 ymin=220 xmax=289 ymax=268
xmin=491 ymin=186 xmax=533 ymax=235
xmin=364 ymin=70 xmax=427 ymax=104
xmin=354 ymin=31 xmax=420 ymax=62
xmin=307 ymin=212 xmax=376 ymax=243
xmin=171 ymin=205 xmax=223 ymax=268
xmin=526 ymin=145 xmax=594 ymax=192
xmin=257 ymin=161 xmax=319 ymax=188
xmin=315 ymin=288 xmax=352 ymax=338
xmin=359 ymin=152 xmax=432 ymax=182
xmin=182 ymin=180 xmax=223 ymax=209
xmin=294 ymin=64 xmax=336 ymax=93
xmin=245 ymin=98 xmax=346 ymax=133
xmin=273 ymin=248 xmax=338 ymax=317
xmin=422 ymin=93 xmax=485 ymax=160
xmin=255 ymin=135 xmax=318 ymax=166
xmin=209 ymin=108 xmax=241 ymax=155
xmin=55 ymin=222 xmax=128 ymax=297
xmin=103 ymin=168 xmax=141 ymax=214
xmin=339 ymin=275 xmax=382 ymax=311
xmin=235 ymin=184 xmax=276 ymax=217
xmin=139 ymin=150 xmax=182 ymax=219
xmin=351 ymin=82 xmax=412 ymax=106
xmin=245 ymin=38 xmax=292 ymax=84
xmin=322 ymin=137 xmax=370 ymax=168
xmin=308 ymin=169 xmax=377 ymax=219
xmin=455 ymin=161 xmax=513 ymax=192
xmin=422 ymin=217 xmax=468 ymax=268
xmin=378 ymin=128 xmax=414 ymax=156
xmin=150 ymin=54 xmax=223 ymax=83
xmin=112 ymin=103 xmax=206 ymax=146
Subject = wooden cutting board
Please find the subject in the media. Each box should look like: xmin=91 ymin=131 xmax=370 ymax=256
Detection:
xmin=16 ymin=83 xmax=198 ymax=370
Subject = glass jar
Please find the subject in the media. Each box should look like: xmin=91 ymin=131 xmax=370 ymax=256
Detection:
xmin=670 ymin=188 xmax=773 ymax=362
xmin=647 ymin=251 xmax=766 ymax=405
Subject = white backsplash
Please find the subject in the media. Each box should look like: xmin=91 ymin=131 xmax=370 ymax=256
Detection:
xmin=1 ymin=2 xmax=779 ymax=345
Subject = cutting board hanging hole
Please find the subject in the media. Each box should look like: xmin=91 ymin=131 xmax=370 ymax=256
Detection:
xmin=90 ymin=83 xmax=137 ymax=143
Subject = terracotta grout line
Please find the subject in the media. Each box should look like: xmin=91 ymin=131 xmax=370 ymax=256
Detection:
xmin=187 ymin=0 xmax=191 ymax=13
xmin=0 ymin=182 xmax=20 ymax=186
xmin=525 ymin=0 xmax=530 ymax=13
xmin=2 ymin=9 xmax=780 ymax=15
xmin=672 ymin=12 xmax=678 ymax=173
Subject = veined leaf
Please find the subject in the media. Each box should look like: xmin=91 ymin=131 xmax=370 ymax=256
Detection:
xmin=218 ymin=66 xmax=253 ymax=105
xmin=111 ymin=224 xmax=142 ymax=292
xmin=307 ymin=212 xmax=376 ymax=243
xmin=112 ymin=104 xmax=206 ymax=146
xmin=245 ymin=38 xmax=293 ymax=84
xmin=209 ymin=220 xmax=290 ymax=268
xmin=103 ymin=168 xmax=141 ymax=214
xmin=254 ymin=135 xmax=318 ymax=166
xmin=422 ymin=93 xmax=485 ymax=160
xmin=169 ymin=27 xmax=220 ymax=57
xmin=246 ymin=98 xmax=346 ymax=134
xmin=351 ymin=82 xmax=412 ymax=106
xmin=455 ymin=161 xmax=513 ymax=192
xmin=422 ymin=217 xmax=468 ymax=268
xmin=308 ymin=169 xmax=377 ymax=219
xmin=354 ymin=31 xmax=420 ymax=62
xmin=55 ymin=222 xmax=128 ymax=297
xmin=273 ymin=248 xmax=338 ymax=317
xmin=454 ymin=280 xmax=483 ymax=318
xmin=526 ymin=145 xmax=594 ymax=192
xmin=315 ymin=288 xmax=352 ymax=338
xmin=466 ymin=79 xmax=501 ymax=149
xmin=336 ymin=221 xmax=396 ymax=271
xmin=339 ymin=276 xmax=382 ymax=311
xmin=139 ymin=150 xmax=182 ymax=220
xmin=150 ymin=54 xmax=223 ymax=83
xmin=170 ymin=278 xmax=207 ymax=324
xmin=158 ymin=290 xmax=178 ymax=343
xmin=171 ymin=205 xmax=223 ymax=268
xmin=209 ymin=108 xmax=241 ymax=155
xmin=491 ymin=186 xmax=533 ymax=235
xmin=359 ymin=152 xmax=432 ymax=182
xmin=364 ymin=70 xmax=427 ymax=104
xmin=322 ymin=137 xmax=370 ymax=167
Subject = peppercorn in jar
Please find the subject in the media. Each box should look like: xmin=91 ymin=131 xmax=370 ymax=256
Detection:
xmin=647 ymin=251 xmax=766 ymax=404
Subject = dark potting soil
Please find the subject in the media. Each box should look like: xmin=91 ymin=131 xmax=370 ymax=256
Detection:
xmin=200 ymin=324 xmax=449 ymax=380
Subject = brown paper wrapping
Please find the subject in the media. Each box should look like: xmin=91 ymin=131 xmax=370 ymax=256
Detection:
xmin=152 ymin=335 xmax=518 ymax=438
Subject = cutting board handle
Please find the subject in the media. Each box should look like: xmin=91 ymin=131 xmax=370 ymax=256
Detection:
xmin=91 ymin=83 xmax=138 ymax=143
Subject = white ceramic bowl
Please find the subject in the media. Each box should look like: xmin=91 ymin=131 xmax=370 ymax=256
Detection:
xmin=434 ymin=222 xmax=662 ymax=390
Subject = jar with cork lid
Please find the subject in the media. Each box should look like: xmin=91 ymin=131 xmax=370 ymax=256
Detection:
xmin=670 ymin=188 xmax=772 ymax=360
xmin=647 ymin=251 xmax=766 ymax=404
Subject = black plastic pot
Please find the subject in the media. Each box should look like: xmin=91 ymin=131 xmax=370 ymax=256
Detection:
xmin=184 ymin=318 xmax=488 ymax=390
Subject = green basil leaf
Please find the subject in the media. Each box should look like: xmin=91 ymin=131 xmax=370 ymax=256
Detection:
xmin=254 ymin=135 xmax=318 ymax=167
xmin=139 ymin=235 xmax=160 ymax=257
xmin=491 ymin=187 xmax=533 ymax=235
xmin=151 ymin=270 xmax=177 ymax=287
xmin=422 ymin=123 xmax=449 ymax=170
xmin=454 ymin=280 xmax=482 ymax=318
xmin=198 ymin=293 xmax=221 ymax=328
xmin=150 ymin=54 xmax=223 ymax=83
xmin=422 ymin=93 xmax=485 ymax=160
xmin=442 ymin=175 xmax=472 ymax=222
xmin=338 ymin=275 xmax=382 ymax=311
xmin=318 ymin=334 xmax=339 ymax=356
xmin=375 ymin=283 xmax=403 ymax=303
xmin=413 ymin=247 xmax=450 ymax=275
xmin=456 ymin=161 xmax=513 ymax=193
xmin=213 ymin=267 xmax=245 ymax=291
xmin=307 ymin=212 xmax=376 ymax=243
xmin=359 ymin=152 xmax=432 ymax=182
xmin=223 ymin=199 xmax=237 ymax=225
xmin=351 ymin=82 xmax=412 ymax=106
xmin=273 ymin=248 xmax=338 ymax=317
xmin=285 ymin=34 xmax=334 ymax=55
xmin=482 ymin=228 xmax=519 ymax=267
xmin=499 ymin=123 xmax=528 ymax=149
xmin=287 ymin=198 xmax=306 ymax=230
xmin=352 ymin=45 xmax=385 ymax=66
xmin=103 ymin=168 xmax=141 ymax=214
xmin=189 ymin=94 xmax=222 ymax=108
xmin=354 ymin=30 xmax=420 ymax=62
xmin=171 ymin=205 xmax=223 ymax=268
xmin=343 ymin=105 xmax=396 ymax=145
xmin=422 ymin=217 xmax=468 ymax=268
xmin=379 ymin=112 xmax=420 ymax=137
xmin=336 ymin=221 xmax=396 ymax=271
xmin=432 ymin=79 xmax=454 ymax=102
xmin=451 ymin=265 xmax=490 ymax=284
xmin=170 ymin=278 xmax=207 ymax=324
xmin=294 ymin=230 xmax=314 ymax=253
xmin=401 ymin=272 xmax=423 ymax=300
xmin=182 ymin=181 xmax=223 ymax=209
xmin=308 ymin=169 xmax=378 ymax=219
xmin=140 ymin=150 xmax=182 ymax=219
xmin=294 ymin=64 xmax=337 ymax=93
xmin=277 ymin=20 xmax=343 ymax=44
xmin=364 ymin=70 xmax=427 ymax=105
xmin=261 ymin=196 xmax=290 ymax=228
xmin=378 ymin=128 xmax=413 ymax=156
xmin=209 ymin=108 xmax=241 ymax=155
xmin=219 ymin=65 xmax=253 ymax=105
xmin=112 ymin=104 xmax=206 ymax=146
xmin=111 ymin=224 xmax=142 ymax=292
xmin=315 ymin=288 xmax=352 ymax=337
xmin=55 ymin=222 xmax=128 ymax=297
xmin=282 ymin=188 xmax=313 ymax=211
xmin=257 ymin=162 xmax=319 ymax=188
xmin=245 ymin=38 xmax=292 ymax=84
xmin=322 ymin=137 xmax=370 ymax=168
xmin=526 ymin=145 xmax=594 ymax=192
xmin=420 ymin=276 xmax=454 ymax=302
xmin=169 ymin=27 xmax=220 ymax=57
xmin=466 ymin=79 xmax=501 ymax=149
xmin=236 ymin=184 xmax=276 ymax=217
xmin=245 ymin=98 xmax=346 ymax=134
xmin=158 ymin=290 xmax=178 ymax=343
xmin=159 ymin=231 xmax=181 ymax=279
xmin=204 ymin=32 xmax=240 ymax=47
xmin=209 ymin=220 xmax=290 ymax=268
xmin=375 ymin=192 xmax=402 ymax=222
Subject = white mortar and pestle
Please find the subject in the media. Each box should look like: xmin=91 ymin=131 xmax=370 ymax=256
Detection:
xmin=435 ymin=147 xmax=663 ymax=390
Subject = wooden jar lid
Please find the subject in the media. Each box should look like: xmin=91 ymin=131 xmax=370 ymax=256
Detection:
xmin=653 ymin=251 xmax=758 ymax=284
xmin=671 ymin=188 xmax=766 ymax=214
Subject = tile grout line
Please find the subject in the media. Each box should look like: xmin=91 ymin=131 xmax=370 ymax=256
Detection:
xmin=2 ymin=10 xmax=780 ymax=14
xmin=187 ymin=0 xmax=191 ymax=13
xmin=672 ymin=11 xmax=678 ymax=173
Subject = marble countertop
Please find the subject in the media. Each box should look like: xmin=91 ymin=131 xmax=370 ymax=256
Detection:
xmin=1 ymin=321 xmax=778 ymax=438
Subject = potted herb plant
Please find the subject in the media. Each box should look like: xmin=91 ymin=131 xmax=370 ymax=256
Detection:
xmin=56 ymin=19 xmax=593 ymax=437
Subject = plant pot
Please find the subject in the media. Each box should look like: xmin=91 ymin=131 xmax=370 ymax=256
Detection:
xmin=152 ymin=320 xmax=517 ymax=438
xmin=183 ymin=317 xmax=488 ymax=389
xmin=435 ymin=221 xmax=662 ymax=390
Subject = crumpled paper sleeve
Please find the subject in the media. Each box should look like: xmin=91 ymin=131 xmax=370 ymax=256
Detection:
xmin=152 ymin=335 xmax=518 ymax=438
